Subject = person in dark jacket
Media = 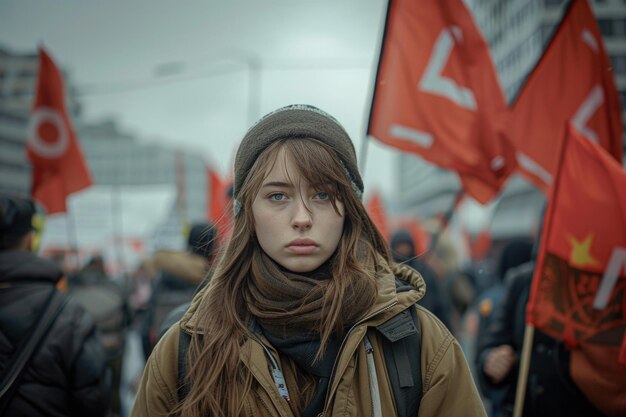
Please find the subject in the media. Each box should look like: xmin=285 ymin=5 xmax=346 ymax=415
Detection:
xmin=0 ymin=194 xmax=111 ymax=417
xmin=474 ymin=240 xmax=533 ymax=363
xmin=475 ymin=260 xmax=605 ymax=417
xmin=467 ymin=239 xmax=532 ymax=415
xmin=390 ymin=228 xmax=452 ymax=329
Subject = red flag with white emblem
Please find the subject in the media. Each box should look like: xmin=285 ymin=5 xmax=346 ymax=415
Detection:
xmin=26 ymin=48 xmax=92 ymax=214
xmin=367 ymin=0 xmax=516 ymax=204
xmin=527 ymin=124 xmax=626 ymax=365
xmin=510 ymin=0 xmax=623 ymax=193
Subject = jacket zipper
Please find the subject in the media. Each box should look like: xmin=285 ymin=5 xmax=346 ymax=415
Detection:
xmin=259 ymin=340 xmax=291 ymax=401
xmin=364 ymin=336 xmax=383 ymax=417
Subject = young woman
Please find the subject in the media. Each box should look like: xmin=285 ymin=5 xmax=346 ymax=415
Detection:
xmin=131 ymin=104 xmax=486 ymax=417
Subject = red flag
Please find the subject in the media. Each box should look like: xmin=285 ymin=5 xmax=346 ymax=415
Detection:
xmin=207 ymin=166 xmax=227 ymax=223
xmin=511 ymin=0 xmax=623 ymax=193
xmin=206 ymin=166 xmax=233 ymax=245
xmin=26 ymin=48 xmax=92 ymax=214
xmin=367 ymin=0 xmax=516 ymax=204
xmin=365 ymin=190 xmax=389 ymax=241
xmin=527 ymin=124 xmax=626 ymax=365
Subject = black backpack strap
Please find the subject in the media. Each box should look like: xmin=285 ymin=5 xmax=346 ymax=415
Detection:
xmin=377 ymin=305 xmax=422 ymax=417
xmin=177 ymin=331 xmax=191 ymax=402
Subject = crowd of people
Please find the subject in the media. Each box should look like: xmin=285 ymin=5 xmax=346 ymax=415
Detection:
xmin=2 ymin=104 xmax=624 ymax=417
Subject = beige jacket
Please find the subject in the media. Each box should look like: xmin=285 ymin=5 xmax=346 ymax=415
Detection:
xmin=131 ymin=263 xmax=486 ymax=417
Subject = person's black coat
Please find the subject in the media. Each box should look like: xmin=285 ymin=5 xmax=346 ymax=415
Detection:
xmin=0 ymin=250 xmax=111 ymax=417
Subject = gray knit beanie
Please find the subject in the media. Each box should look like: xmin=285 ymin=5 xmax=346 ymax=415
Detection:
xmin=232 ymin=104 xmax=363 ymax=216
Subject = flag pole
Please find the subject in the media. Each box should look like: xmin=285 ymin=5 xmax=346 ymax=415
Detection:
xmin=361 ymin=0 xmax=392 ymax=178
xmin=427 ymin=188 xmax=464 ymax=254
xmin=514 ymin=124 xmax=569 ymax=417
xmin=65 ymin=209 xmax=82 ymax=275
xmin=359 ymin=134 xmax=370 ymax=179
xmin=513 ymin=324 xmax=535 ymax=417
xmin=111 ymin=184 xmax=127 ymax=282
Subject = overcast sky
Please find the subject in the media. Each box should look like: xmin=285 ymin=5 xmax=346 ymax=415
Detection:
xmin=0 ymin=0 xmax=405 ymax=198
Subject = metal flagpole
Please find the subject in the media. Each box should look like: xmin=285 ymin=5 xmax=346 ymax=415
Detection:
xmin=65 ymin=208 xmax=82 ymax=275
xmin=427 ymin=189 xmax=464 ymax=255
xmin=111 ymin=184 xmax=127 ymax=282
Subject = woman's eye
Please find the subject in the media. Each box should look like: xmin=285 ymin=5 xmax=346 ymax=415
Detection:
xmin=269 ymin=193 xmax=287 ymax=201
xmin=314 ymin=192 xmax=329 ymax=200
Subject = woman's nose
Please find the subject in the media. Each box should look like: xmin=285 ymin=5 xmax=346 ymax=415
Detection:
xmin=291 ymin=198 xmax=312 ymax=231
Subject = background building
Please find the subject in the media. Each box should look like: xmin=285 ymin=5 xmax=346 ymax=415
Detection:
xmin=0 ymin=47 xmax=214 ymax=268
xmin=0 ymin=46 xmax=210 ymax=224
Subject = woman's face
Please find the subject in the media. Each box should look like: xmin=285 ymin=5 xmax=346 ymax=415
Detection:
xmin=251 ymin=148 xmax=345 ymax=273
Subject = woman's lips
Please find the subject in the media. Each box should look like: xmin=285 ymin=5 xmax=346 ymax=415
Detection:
xmin=286 ymin=244 xmax=318 ymax=255
xmin=287 ymin=239 xmax=318 ymax=254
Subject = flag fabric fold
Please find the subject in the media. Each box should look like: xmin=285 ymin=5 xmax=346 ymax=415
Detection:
xmin=510 ymin=0 xmax=623 ymax=193
xmin=26 ymin=48 xmax=92 ymax=214
xmin=367 ymin=0 xmax=516 ymax=204
xmin=527 ymin=124 xmax=626 ymax=364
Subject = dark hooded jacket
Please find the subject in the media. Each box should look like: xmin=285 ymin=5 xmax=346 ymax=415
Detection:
xmin=0 ymin=250 xmax=111 ymax=417
xmin=390 ymin=229 xmax=452 ymax=329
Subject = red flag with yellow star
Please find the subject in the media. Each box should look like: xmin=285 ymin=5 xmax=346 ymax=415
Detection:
xmin=527 ymin=123 xmax=626 ymax=364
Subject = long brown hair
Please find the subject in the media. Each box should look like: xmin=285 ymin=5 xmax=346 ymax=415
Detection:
xmin=176 ymin=138 xmax=390 ymax=417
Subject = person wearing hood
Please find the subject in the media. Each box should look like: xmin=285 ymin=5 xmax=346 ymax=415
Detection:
xmin=131 ymin=104 xmax=486 ymax=417
xmin=0 ymin=194 xmax=111 ymax=416
xmin=141 ymin=222 xmax=217 ymax=358
xmin=390 ymin=228 xmax=452 ymax=330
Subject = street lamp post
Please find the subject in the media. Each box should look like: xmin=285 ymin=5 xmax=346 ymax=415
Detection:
xmin=154 ymin=50 xmax=262 ymax=126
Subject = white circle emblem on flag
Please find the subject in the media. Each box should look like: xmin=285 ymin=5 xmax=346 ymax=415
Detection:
xmin=27 ymin=107 xmax=69 ymax=158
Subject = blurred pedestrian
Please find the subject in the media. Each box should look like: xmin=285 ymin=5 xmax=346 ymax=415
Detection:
xmin=0 ymin=194 xmax=111 ymax=416
xmin=463 ymin=239 xmax=532 ymax=414
xmin=390 ymin=228 xmax=452 ymax=329
xmin=71 ymin=254 xmax=129 ymax=417
xmin=131 ymin=104 xmax=486 ymax=417
xmin=474 ymin=239 xmax=533 ymax=359
xmin=141 ymin=221 xmax=216 ymax=358
xmin=427 ymin=236 xmax=477 ymax=335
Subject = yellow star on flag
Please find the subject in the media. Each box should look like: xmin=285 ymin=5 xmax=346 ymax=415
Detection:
xmin=568 ymin=234 xmax=600 ymax=267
